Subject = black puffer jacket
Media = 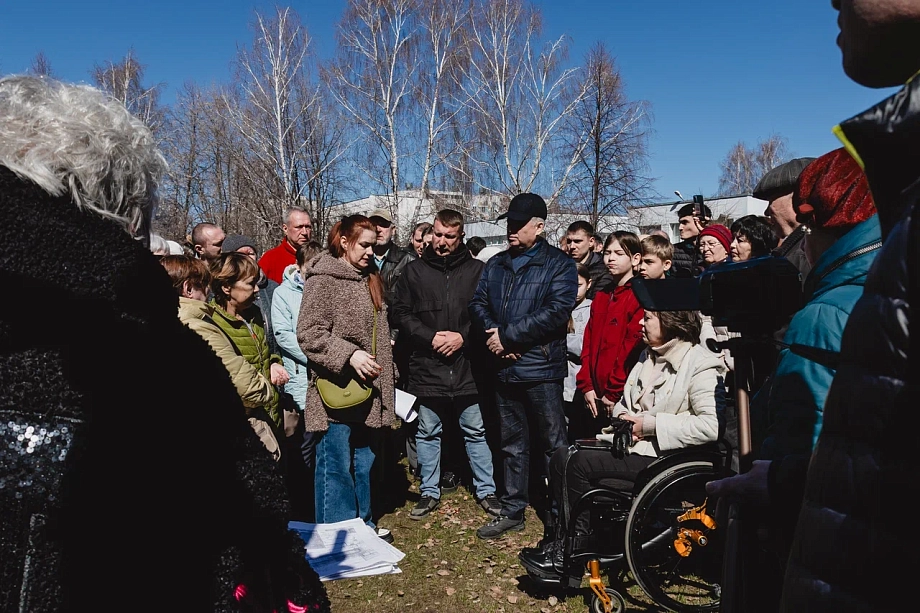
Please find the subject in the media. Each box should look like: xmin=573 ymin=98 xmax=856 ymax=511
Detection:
xmin=773 ymin=224 xmax=812 ymax=283
xmin=670 ymin=238 xmax=700 ymax=278
xmin=469 ymin=238 xmax=578 ymax=383
xmin=0 ymin=167 xmax=329 ymax=613
xmin=390 ymin=243 xmax=484 ymax=398
xmin=582 ymin=250 xmax=614 ymax=299
xmin=779 ymin=77 xmax=920 ymax=612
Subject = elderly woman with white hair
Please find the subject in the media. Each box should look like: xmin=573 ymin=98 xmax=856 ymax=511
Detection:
xmin=0 ymin=75 xmax=328 ymax=613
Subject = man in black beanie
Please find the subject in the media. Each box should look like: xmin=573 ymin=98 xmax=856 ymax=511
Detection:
xmin=752 ymin=157 xmax=817 ymax=281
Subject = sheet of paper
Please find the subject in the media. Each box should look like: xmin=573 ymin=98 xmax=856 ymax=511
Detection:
xmin=289 ymin=518 xmax=405 ymax=581
xmin=395 ymin=388 xmax=418 ymax=422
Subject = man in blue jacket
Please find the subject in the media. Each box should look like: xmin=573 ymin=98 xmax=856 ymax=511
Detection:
xmin=470 ymin=193 xmax=578 ymax=539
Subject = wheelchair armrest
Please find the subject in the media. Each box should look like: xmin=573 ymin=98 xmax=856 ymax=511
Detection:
xmin=632 ymin=444 xmax=727 ymax=494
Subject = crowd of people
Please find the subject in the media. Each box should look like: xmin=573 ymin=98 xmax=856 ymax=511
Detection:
xmin=2 ymin=2 xmax=918 ymax=611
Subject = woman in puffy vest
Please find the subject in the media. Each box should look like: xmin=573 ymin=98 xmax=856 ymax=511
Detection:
xmin=210 ymin=252 xmax=289 ymax=441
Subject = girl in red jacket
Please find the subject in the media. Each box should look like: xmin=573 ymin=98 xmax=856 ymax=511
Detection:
xmin=574 ymin=231 xmax=645 ymax=437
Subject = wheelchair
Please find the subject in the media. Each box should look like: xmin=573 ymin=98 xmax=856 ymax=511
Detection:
xmin=520 ymin=436 xmax=732 ymax=613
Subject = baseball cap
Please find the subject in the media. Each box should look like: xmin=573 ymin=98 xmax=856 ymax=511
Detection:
xmin=497 ymin=193 xmax=548 ymax=221
xmin=368 ymin=208 xmax=394 ymax=224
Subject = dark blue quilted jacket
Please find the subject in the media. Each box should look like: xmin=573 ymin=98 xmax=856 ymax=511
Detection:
xmin=469 ymin=239 xmax=577 ymax=383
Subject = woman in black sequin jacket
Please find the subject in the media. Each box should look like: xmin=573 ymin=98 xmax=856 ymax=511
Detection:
xmin=0 ymin=75 xmax=329 ymax=613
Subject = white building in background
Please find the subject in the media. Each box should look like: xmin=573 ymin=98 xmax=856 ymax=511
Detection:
xmin=331 ymin=190 xmax=767 ymax=248
xmin=629 ymin=195 xmax=768 ymax=243
xmin=465 ymin=213 xmax=632 ymax=250
xmin=328 ymin=190 xmax=506 ymax=239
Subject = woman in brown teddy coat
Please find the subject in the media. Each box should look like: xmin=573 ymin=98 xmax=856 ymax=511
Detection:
xmin=297 ymin=215 xmax=395 ymax=534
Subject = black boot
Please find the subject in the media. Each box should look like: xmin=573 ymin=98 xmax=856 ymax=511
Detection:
xmin=519 ymin=537 xmax=565 ymax=583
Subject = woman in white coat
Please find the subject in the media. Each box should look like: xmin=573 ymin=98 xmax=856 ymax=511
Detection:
xmin=521 ymin=309 xmax=726 ymax=572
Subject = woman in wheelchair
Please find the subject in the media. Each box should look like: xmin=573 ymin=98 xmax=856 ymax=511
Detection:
xmin=520 ymin=309 xmax=726 ymax=584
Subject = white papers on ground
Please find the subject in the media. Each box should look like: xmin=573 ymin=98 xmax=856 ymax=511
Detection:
xmin=289 ymin=518 xmax=405 ymax=581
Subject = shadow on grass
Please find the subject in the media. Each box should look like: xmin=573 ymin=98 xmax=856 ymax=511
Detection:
xmin=515 ymin=567 xmax=660 ymax=612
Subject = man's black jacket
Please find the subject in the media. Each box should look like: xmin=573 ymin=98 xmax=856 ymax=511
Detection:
xmin=374 ymin=241 xmax=415 ymax=341
xmin=671 ymin=238 xmax=701 ymax=278
xmin=390 ymin=243 xmax=484 ymax=398
xmin=582 ymin=250 xmax=614 ymax=298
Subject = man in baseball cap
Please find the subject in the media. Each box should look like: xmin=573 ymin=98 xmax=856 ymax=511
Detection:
xmin=470 ymin=192 xmax=577 ymax=540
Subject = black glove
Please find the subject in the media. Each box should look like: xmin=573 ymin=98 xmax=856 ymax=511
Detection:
xmin=600 ymin=418 xmax=633 ymax=459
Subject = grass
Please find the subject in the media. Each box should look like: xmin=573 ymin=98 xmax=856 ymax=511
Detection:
xmin=323 ymin=476 xmax=660 ymax=613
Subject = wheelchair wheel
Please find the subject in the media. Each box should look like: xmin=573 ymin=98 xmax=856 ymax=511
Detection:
xmin=590 ymin=587 xmax=626 ymax=613
xmin=625 ymin=461 xmax=722 ymax=612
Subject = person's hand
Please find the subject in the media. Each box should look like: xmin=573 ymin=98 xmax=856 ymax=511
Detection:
xmin=349 ymin=350 xmax=383 ymax=381
xmin=270 ymin=363 xmax=290 ymax=386
xmin=693 ymin=215 xmax=709 ymax=232
xmin=616 ymin=413 xmax=644 ymax=442
xmin=485 ymin=328 xmax=506 ymax=356
xmin=600 ymin=395 xmax=618 ymax=415
xmin=705 ymin=460 xmax=772 ymax=507
xmin=432 ymin=331 xmax=464 ymax=357
xmin=584 ymin=390 xmax=599 ymax=418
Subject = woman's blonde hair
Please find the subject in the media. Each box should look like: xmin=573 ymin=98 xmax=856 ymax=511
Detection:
xmin=210 ymin=252 xmax=259 ymax=306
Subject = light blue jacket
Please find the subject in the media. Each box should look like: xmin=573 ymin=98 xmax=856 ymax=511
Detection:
xmin=755 ymin=215 xmax=881 ymax=459
xmin=271 ymin=264 xmax=309 ymax=411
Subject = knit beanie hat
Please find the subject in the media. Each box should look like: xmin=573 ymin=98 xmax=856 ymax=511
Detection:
xmin=794 ymin=148 xmax=876 ymax=231
xmin=698 ymin=224 xmax=732 ymax=253
xmin=221 ymin=234 xmax=258 ymax=255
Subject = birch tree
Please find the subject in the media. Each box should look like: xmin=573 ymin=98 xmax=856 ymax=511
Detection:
xmin=457 ymin=0 xmax=589 ymax=199
xmin=90 ymin=50 xmax=164 ymax=133
xmin=717 ymin=135 xmax=790 ymax=196
xmin=325 ymin=0 xmax=418 ymax=223
xmin=558 ymin=43 xmax=652 ymax=225
xmin=224 ymin=6 xmax=345 ymax=240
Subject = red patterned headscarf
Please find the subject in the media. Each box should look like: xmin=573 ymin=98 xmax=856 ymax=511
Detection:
xmin=794 ymin=148 xmax=876 ymax=231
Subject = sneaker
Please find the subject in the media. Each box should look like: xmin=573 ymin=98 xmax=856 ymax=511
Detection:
xmin=376 ymin=527 xmax=394 ymax=543
xmin=477 ymin=493 xmax=502 ymax=517
xmin=476 ymin=515 xmax=525 ymax=539
xmin=409 ymin=495 xmax=441 ymax=520
xmin=440 ymin=471 xmax=459 ymax=493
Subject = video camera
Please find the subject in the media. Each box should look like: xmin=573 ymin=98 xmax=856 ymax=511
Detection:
xmin=631 ymin=256 xmax=803 ymax=336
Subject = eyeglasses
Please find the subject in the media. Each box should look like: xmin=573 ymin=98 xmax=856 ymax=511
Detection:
xmin=698 ymin=240 xmax=723 ymax=251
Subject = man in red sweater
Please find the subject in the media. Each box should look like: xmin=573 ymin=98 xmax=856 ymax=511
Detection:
xmin=259 ymin=206 xmax=313 ymax=283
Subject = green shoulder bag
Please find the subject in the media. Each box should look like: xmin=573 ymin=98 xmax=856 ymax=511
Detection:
xmin=315 ymin=307 xmax=377 ymax=410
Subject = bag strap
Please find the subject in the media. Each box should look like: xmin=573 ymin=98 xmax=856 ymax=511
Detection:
xmin=372 ymin=306 xmax=377 ymax=355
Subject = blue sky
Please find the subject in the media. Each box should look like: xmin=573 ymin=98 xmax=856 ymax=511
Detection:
xmin=0 ymin=0 xmax=895 ymax=200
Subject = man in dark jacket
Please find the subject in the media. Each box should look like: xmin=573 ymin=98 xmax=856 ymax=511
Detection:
xmin=369 ymin=207 xmax=415 ymax=308
xmin=564 ymin=220 xmax=613 ymax=298
xmin=368 ymin=206 xmax=420 ymax=482
xmin=752 ymin=157 xmax=816 ymax=282
xmin=470 ymin=193 xmax=578 ymax=539
xmin=391 ymin=209 xmax=501 ymax=521
xmin=670 ymin=202 xmax=712 ymax=277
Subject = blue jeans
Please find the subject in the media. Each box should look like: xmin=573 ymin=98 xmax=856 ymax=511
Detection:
xmin=495 ymin=380 xmax=568 ymax=519
xmin=314 ymin=422 xmax=376 ymax=527
xmin=417 ymin=396 xmax=496 ymax=500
